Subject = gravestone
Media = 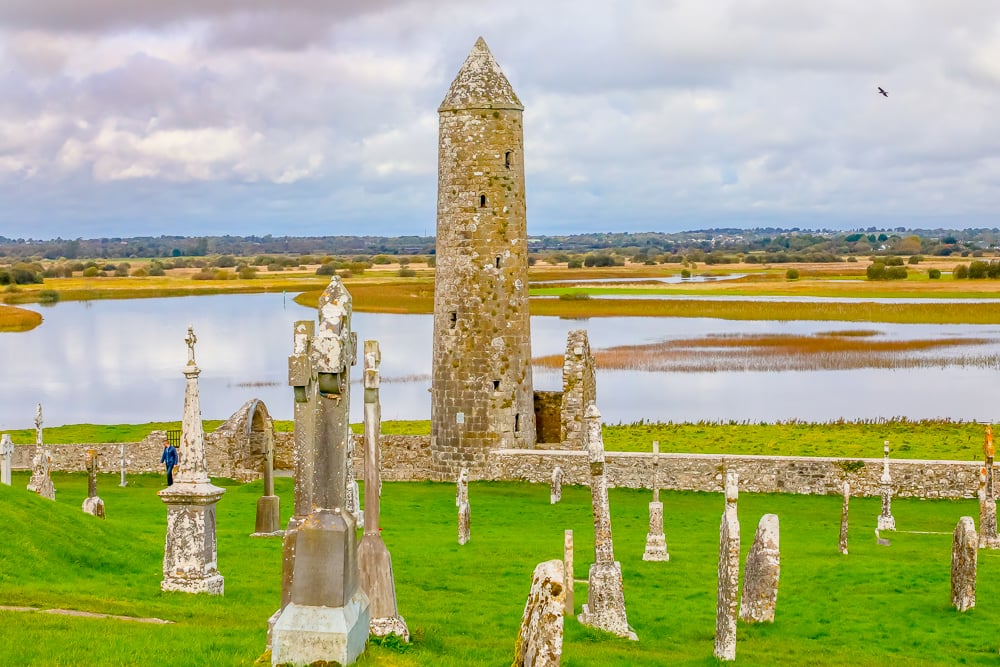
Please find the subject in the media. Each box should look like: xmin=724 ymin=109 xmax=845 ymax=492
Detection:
xmin=643 ymin=440 xmax=669 ymax=562
xmin=251 ymin=429 xmax=281 ymax=537
xmin=578 ymin=403 xmax=637 ymax=640
xmin=978 ymin=468 xmax=1000 ymax=549
xmin=270 ymin=277 xmax=370 ymax=666
xmin=564 ymin=529 xmax=574 ymax=616
xmin=81 ymin=448 xmax=106 ymax=519
xmin=346 ymin=445 xmax=363 ymax=527
xmin=550 ymin=466 xmax=562 ymax=505
xmin=357 ymin=340 xmax=409 ymax=641
xmin=118 ymin=443 xmax=128 ymax=487
xmin=951 ymin=516 xmax=977 ymax=612
xmin=839 ymin=481 xmax=850 ymax=555
xmin=27 ymin=403 xmax=55 ymax=500
xmin=0 ymin=434 xmax=13 ymax=486
xmin=512 ymin=559 xmax=565 ymax=667
xmin=877 ymin=441 xmax=896 ymax=531
xmin=715 ymin=472 xmax=740 ymax=662
xmin=739 ymin=514 xmax=779 ymax=623
xmin=159 ymin=326 xmax=226 ymax=595
xmin=985 ymin=425 xmax=995 ymax=499
xmin=457 ymin=467 xmax=471 ymax=545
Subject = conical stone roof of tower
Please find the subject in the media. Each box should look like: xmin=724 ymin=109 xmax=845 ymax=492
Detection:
xmin=439 ymin=37 xmax=523 ymax=112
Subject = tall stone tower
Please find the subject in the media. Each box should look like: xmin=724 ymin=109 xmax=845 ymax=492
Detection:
xmin=431 ymin=37 xmax=535 ymax=477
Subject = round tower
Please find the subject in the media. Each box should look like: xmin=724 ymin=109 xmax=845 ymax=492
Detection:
xmin=431 ymin=37 xmax=536 ymax=477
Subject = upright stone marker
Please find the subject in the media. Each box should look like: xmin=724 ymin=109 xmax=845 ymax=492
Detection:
xmin=0 ymin=434 xmax=13 ymax=486
xmin=978 ymin=468 xmax=1000 ymax=549
xmin=877 ymin=441 xmax=896 ymax=532
xmin=81 ymin=448 xmax=106 ymax=519
xmin=118 ymin=443 xmax=128 ymax=487
xmin=643 ymin=440 xmax=669 ymax=562
xmin=457 ymin=467 xmax=471 ymax=545
xmin=578 ymin=403 xmax=637 ymax=640
xmin=512 ymin=559 xmax=565 ymax=667
xmin=252 ymin=431 xmax=281 ymax=537
xmin=271 ymin=277 xmax=370 ymax=667
xmin=715 ymin=472 xmax=740 ymax=662
xmin=952 ymin=516 xmax=978 ymax=612
xmin=985 ymin=425 xmax=995 ymax=499
xmin=27 ymin=404 xmax=55 ymax=500
xmin=550 ymin=466 xmax=562 ymax=505
xmin=159 ymin=326 xmax=226 ymax=595
xmin=564 ymin=529 xmax=574 ymax=616
xmin=357 ymin=340 xmax=409 ymax=641
xmin=839 ymin=481 xmax=850 ymax=555
xmin=739 ymin=514 xmax=779 ymax=623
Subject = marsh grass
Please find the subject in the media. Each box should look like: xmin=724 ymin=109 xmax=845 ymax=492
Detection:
xmin=0 ymin=303 xmax=42 ymax=332
xmin=2 ymin=473 xmax=1000 ymax=665
xmin=534 ymin=333 xmax=1000 ymax=372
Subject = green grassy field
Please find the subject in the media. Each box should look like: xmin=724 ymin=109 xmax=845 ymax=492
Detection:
xmin=1 ymin=472 xmax=998 ymax=665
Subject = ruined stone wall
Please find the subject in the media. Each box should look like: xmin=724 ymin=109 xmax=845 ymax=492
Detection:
xmin=560 ymin=330 xmax=596 ymax=449
xmin=533 ymin=391 xmax=563 ymax=446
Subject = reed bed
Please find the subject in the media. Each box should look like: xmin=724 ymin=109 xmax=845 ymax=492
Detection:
xmin=0 ymin=304 xmax=42 ymax=332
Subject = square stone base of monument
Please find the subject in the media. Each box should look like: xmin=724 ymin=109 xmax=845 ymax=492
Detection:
xmin=642 ymin=534 xmax=668 ymax=562
xmin=271 ymin=592 xmax=371 ymax=666
xmin=161 ymin=573 xmax=224 ymax=595
xmin=578 ymin=562 xmax=637 ymax=641
xmin=253 ymin=495 xmax=282 ymax=536
xmin=877 ymin=515 xmax=896 ymax=532
xmin=82 ymin=496 xmax=106 ymax=519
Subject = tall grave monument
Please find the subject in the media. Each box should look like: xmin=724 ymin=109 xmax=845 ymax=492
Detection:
xmin=1 ymin=434 xmax=13 ymax=486
xmin=431 ymin=37 xmax=535 ymax=477
xmin=159 ymin=326 xmax=226 ymax=594
xmin=271 ymin=277 xmax=370 ymax=666
xmin=81 ymin=448 xmax=106 ymax=519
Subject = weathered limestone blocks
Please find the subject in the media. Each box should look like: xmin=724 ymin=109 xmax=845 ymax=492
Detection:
xmin=715 ymin=473 xmax=740 ymax=662
xmin=560 ymin=329 xmax=596 ymax=450
xmin=839 ymin=482 xmax=850 ymax=555
xmin=578 ymin=404 xmax=636 ymax=641
xmin=978 ymin=468 xmax=1000 ymax=550
xmin=81 ymin=449 xmax=106 ymax=519
xmin=643 ymin=441 xmax=668 ymax=562
xmin=550 ymin=466 xmax=562 ymax=504
xmin=952 ymin=516 xmax=978 ymax=612
xmin=564 ymin=530 xmax=574 ymax=616
xmin=1 ymin=434 xmax=13 ymax=486
xmin=513 ymin=559 xmax=565 ymax=667
xmin=739 ymin=514 xmax=779 ymax=623
xmin=457 ymin=467 xmax=471 ymax=545
xmin=878 ymin=441 xmax=896 ymax=531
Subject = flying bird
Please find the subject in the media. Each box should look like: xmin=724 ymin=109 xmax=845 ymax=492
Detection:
xmin=878 ymin=87 xmax=889 ymax=97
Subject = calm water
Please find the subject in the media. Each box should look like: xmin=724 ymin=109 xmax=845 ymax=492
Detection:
xmin=2 ymin=293 xmax=998 ymax=429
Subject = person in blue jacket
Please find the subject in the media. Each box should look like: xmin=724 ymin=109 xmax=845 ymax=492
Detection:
xmin=161 ymin=440 xmax=178 ymax=486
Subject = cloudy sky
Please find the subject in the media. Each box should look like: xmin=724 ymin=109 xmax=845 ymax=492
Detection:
xmin=2 ymin=1 xmax=1000 ymax=239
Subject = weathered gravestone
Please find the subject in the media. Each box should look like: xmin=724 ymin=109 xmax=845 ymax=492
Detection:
xmin=715 ymin=472 xmax=740 ymax=662
xmin=952 ymin=516 xmax=978 ymax=612
xmin=877 ymin=441 xmax=896 ymax=532
xmin=564 ymin=529 xmax=574 ymax=616
xmin=27 ymin=404 xmax=55 ymax=500
xmin=251 ymin=427 xmax=281 ymax=537
xmin=159 ymin=326 xmax=226 ymax=595
xmin=578 ymin=403 xmax=636 ymax=640
xmin=986 ymin=424 xmax=995 ymax=499
xmin=643 ymin=440 xmax=669 ymax=562
xmin=550 ymin=466 xmax=562 ymax=505
xmin=978 ymin=468 xmax=1000 ymax=550
xmin=0 ymin=434 xmax=13 ymax=486
xmin=118 ymin=443 xmax=128 ymax=488
xmin=81 ymin=448 xmax=106 ymax=519
xmin=512 ymin=559 xmax=565 ymax=667
xmin=739 ymin=514 xmax=779 ymax=623
xmin=357 ymin=340 xmax=409 ymax=641
xmin=270 ymin=277 xmax=370 ymax=666
xmin=457 ymin=467 xmax=471 ymax=545
xmin=839 ymin=481 xmax=850 ymax=555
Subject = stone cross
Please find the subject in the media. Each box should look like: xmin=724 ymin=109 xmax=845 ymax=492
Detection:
xmin=643 ymin=440 xmax=669 ymax=562
xmin=877 ymin=441 xmax=896 ymax=531
xmin=839 ymin=481 xmax=850 ymax=555
xmin=357 ymin=339 xmax=409 ymax=641
xmin=0 ymin=434 xmax=13 ymax=486
xmin=550 ymin=466 xmax=562 ymax=505
xmin=118 ymin=443 xmax=128 ymax=488
xmin=978 ymin=468 xmax=1000 ymax=549
xmin=158 ymin=325 xmax=226 ymax=595
xmin=564 ymin=529 xmax=574 ymax=616
xmin=27 ymin=404 xmax=55 ymax=500
xmin=951 ymin=516 xmax=978 ymax=612
xmin=252 ymin=430 xmax=281 ymax=537
xmin=578 ymin=403 xmax=636 ymax=640
xmin=271 ymin=277 xmax=370 ymax=667
xmin=81 ymin=448 xmax=106 ymax=519
xmin=985 ymin=424 xmax=995 ymax=499
xmin=512 ymin=559 xmax=565 ymax=667
xmin=739 ymin=514 xmax=779 ymax=623
xmin=457 ymin=467 xmax=471 ymax=545
xmin=715 ymin=471 xmax=740 ymax=661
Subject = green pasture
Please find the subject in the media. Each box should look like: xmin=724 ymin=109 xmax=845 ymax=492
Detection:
xmin=1 ymin=473 xmax=999 ymax=665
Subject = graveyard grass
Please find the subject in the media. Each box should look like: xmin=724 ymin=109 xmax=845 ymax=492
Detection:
xmin=2 ymin=472 xmax=1000 ymax=666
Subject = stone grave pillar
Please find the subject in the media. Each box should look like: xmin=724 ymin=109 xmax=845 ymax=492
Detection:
xmin=1 ymin=434 xmax=13 ymax=486
xmin=357 ymin=340 xmax=409 ymax=641
xmin=839 ymin=481 xmax=850 ymax=555
xmin=513 ymin=559 xmax=565 ymax=667
xmin=739 ymin=514 xmax=779 ymax=623
xmin=952 ymin=516 xmax=978 ymax=612
xmin=550 ymin=466 xmax=562 ymax=505
xmin=643 ymin=440 xmax=669 ymax=562
xmin=978 ymin=468 xmax=1000 ymax=549
xmin=877 ymin=441 xmax=896 ymax=532
xmin=564 ymin=529 xmax=574 ymax=616
xmin=27 ymin=404 xmax=55 ymax=500
xmin=252 ymin=431 xmax=281 ymax=537
xmin=82 ymin=448 xmax=106 ymax=519
xmin=271 ymin=276 xmax=370 ymax=666
xmin=715 ymin=472 xmax=740 ymax=661
xmin=984 ymin=424 xmax=995 ymax=499
xmin=578 ymin=403 xmax=636 ymax=640
xmin=457 ymin=468 xmax=471 ymax=545
xmin=158 ymin=326 xmax=226 ymax=595
xmin=118 ymin=444 xmax=128 ymax=488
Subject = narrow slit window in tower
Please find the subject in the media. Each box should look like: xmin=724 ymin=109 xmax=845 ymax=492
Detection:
xmin=495 ymin=256 xmax=501 ymax=269
xmin=449 ymin=311 xmax=457 ymax=329
xmin=493 ymin=379 xmax=500 ymax=391
xmin=505 ymin=151 xmax=512 ymax=169
xmin=479 ymin=194 xmax=487 ymax=208
xmin=514 ymin=413 xmax=521 ymax=432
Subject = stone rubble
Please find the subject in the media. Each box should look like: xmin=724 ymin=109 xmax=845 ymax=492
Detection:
xmin=512 ymin=559 xmax=565 ymax=667
xmin=715 ymin=472 xmax=740 ymax=662
xmin=951 ymin=516 xmax=978 ymax=612
xmin=739 ymin=514 xmax=779 ymax=623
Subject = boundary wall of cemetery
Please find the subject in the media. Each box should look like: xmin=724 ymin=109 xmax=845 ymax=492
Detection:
xmin=9 ymin=433 xmax=984 ymax=498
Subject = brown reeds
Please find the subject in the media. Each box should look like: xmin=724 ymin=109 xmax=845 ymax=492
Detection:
xmin=0 ymin=305 xmax=42 ymax=332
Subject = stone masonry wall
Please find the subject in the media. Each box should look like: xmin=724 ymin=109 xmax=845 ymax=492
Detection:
xmin=560 ymin=329 xmax=596 ymax=449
